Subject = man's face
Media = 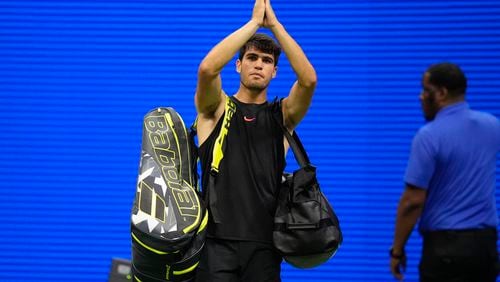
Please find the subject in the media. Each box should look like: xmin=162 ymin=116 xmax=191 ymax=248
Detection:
xmin=420 ymin=72 xmax=440 ymax=121
xmin=237 ymin=47 xmax=277 ymax=92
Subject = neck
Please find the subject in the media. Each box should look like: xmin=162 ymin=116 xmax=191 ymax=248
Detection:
xmin=234 ymin=87 xmax=267 ymax=104
xmin=439 ymin=95 xmax=465 ymax=109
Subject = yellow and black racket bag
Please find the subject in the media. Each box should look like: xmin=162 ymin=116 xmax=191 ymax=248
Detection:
xmin=131 ymin=107 xmax=207 ymax=282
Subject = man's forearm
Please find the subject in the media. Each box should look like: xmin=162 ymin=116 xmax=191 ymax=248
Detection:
xmin=269 ymin=23 xmax=316 ymax=87
xmin=392 ymin=194 xmax=424 ymax=254
xmin=200 ymin=20 xmax=261 ymax=75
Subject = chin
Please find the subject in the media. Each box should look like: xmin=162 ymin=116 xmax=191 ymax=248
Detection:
xmin=423 ymin=114 xmax=435 ymax=121
xmin=245 ymin=82 xmax=268 ymax=92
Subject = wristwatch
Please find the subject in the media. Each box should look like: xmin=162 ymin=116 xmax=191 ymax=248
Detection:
xmin=389 ymin=247 xmax=405 ymax=259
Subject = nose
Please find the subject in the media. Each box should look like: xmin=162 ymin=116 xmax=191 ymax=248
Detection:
xmin=419 ymin=90 xmax=426 ymax=101
xmin=254 ymin=59 xmax=263 ymax=70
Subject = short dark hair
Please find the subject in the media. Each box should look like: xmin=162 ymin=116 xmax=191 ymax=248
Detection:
xmin=239 ymin=33 xmax=281 ymax=66
xmin=426 ymin=62 xmax=467 ymax=97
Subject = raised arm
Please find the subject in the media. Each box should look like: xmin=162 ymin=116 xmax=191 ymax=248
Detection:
xmin=195 ymin=0 xmax=266 ymax=144
xmin=263 ymin=0 xmax=317 ymax=130
xmin=195 ymin=0 xmax=265 ymax=117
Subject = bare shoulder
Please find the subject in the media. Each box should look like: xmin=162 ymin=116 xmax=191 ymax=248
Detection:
xmin=196 ymin=95 xmax=226 ymax=146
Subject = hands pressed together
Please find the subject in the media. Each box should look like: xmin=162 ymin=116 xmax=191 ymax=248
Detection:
xmin=252 ymin=0 xmax=279 ymax=29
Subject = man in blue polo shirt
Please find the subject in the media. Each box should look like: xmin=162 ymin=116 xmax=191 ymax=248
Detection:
xmin=390 ymin=62 xmax=500 ymax=281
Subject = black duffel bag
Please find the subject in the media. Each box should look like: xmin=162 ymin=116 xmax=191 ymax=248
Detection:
xmin=273 ymin=122 xmax=343 ymax=269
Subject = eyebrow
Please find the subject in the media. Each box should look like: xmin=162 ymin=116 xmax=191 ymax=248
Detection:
xmin=245 ymin=52 xmax=274 ymax=61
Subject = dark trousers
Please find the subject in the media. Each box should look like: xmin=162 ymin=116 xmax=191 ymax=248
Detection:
xmin=420 ymin=228 xmax=500 ymax=282
xmin=195 ymin=238 xmax=282 ymax=282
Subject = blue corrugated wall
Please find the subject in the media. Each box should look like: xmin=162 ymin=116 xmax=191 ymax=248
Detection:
xmin=1 ymin=1 xmax=499 ymax=281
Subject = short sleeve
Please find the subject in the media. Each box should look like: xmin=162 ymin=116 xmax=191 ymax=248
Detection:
xmin=404 ymin=129 xmax=436 ymax=189
xmin=495 ymin=117 xmax=500 ymax=151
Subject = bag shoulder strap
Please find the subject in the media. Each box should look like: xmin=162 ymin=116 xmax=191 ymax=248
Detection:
xmin=190 ymin=95 xmax=236 ymax=224
xmin=272 ymin=101 xmax=311 ymax=168
xmin=210 ymin=95 xmax=236 ymax=174
xmin=190 ymin=95 xmax=237 ymax=173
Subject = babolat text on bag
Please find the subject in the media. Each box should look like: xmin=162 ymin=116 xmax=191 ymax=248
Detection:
xmin=130 ymin=107 xmax=207 ymax=282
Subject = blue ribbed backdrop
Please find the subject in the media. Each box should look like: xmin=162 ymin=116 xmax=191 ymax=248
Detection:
xmin=1 ymin=1 xmax=499 ymax=281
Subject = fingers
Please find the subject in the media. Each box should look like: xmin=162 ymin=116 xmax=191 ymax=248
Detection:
xmin=262 ymin=0 xmax=278 ymax=28
xmin=390 ymin=259 xmax=404 ymax=281
xmin=252 ymin=0 xmax=265 ymax=25
xmin=265 ymin=0 xmax=274 ymax=16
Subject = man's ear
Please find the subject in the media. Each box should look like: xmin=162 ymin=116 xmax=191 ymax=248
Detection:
xmin=272 ymin=66 xmax=278 ymax=78
xmin=438 ymin=87 xmax=448 ymax=100
xmin=236 ymin=59 xmax=241 ymax=73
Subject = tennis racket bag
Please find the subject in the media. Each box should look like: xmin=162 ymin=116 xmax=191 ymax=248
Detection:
xmin=131 ymin=107 xmax=207 ymax=282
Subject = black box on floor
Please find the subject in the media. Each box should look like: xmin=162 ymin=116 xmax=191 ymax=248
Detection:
xmin=108 ymin=258 xmax=132 ymax=282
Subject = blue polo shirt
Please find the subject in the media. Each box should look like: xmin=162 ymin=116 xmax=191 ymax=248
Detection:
xmin=405 ymin=101 xmax=500 ymax=232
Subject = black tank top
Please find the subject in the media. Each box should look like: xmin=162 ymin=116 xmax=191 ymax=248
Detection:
xmin=198 ymin=96 xmax=285 ymax=243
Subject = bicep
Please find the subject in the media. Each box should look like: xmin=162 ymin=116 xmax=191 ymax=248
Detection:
xmin=195 ymin=70 xmax=224 ymax=115
xmin=196 ymin=94 xmax=226 ymax=146
xmin=282 ymin=81 xmax=315 ymax=130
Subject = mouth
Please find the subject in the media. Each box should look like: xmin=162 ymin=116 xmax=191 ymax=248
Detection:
xmin=250 ymin=73 xmax=264 ymax=78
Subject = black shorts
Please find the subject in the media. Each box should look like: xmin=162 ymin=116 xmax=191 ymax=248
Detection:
xmin=420 ymin=228 xmax=500 ymax=282
xmin=195 ymin=238 xmax=282 ymax=282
